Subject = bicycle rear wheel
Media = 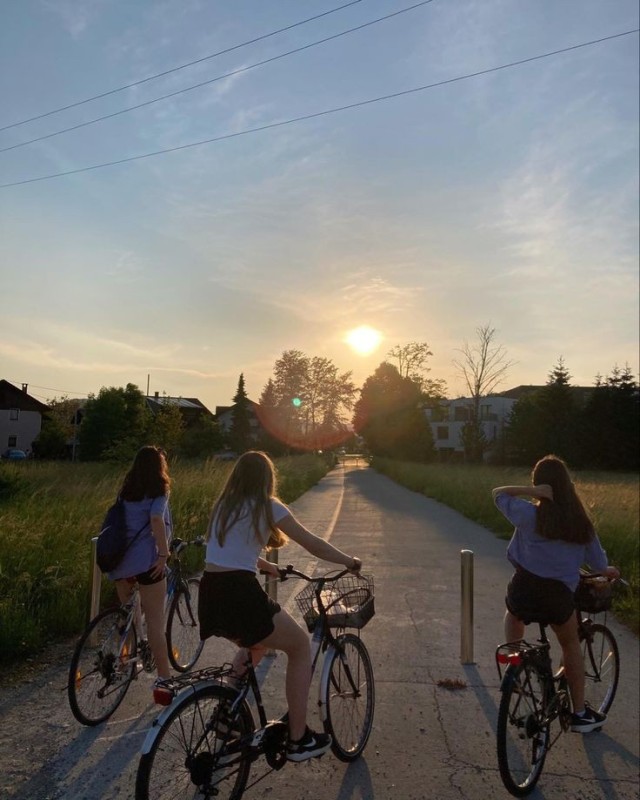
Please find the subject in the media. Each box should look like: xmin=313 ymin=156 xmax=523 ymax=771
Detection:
xmin=497 ymin=662 xmax=549 ymax=796
xmin=167 ymin=577 xmax=204 ymax=672
xmin=320 ymin=632 xmax=375 ymax=762
xmin=581 ymin=621 xmax=619 ymax=714
xmin=68 ymin=607 xmax=137 ymax=726
xmin=136 ymin=684 xmax=254 ymax=800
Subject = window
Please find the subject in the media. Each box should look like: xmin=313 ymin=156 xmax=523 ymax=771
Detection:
xmin=437 ymin=426 xmax=449 ymax=441
xmin=454 ymin=406 xmax=469 ymax=422
xmin=8 ymin=435 xmax=17 ymax=447
xmin=9 ymin=408 xmax=19 ymax=421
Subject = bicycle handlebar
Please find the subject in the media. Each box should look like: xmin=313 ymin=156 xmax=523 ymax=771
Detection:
xmin=170 ymin=536 xmax=205 ymax=555
xmin=260 ymin=564 xmax=359 ymax=584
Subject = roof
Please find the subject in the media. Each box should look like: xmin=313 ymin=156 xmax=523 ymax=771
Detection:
xmin=146 ymin=395 xmax=213 ymax=415
xmin=0 ymin=380 xmax=49 ymax=413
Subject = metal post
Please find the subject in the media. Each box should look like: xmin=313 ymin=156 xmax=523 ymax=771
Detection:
xmin=460 ymin=549 xmax=474 ymax=664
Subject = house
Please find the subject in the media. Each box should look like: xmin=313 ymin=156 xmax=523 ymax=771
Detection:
xmin=214 ymin=401 xmax=262 ymax=440
xmin=146 ymin=392 xmax=215 ymax=426
xmin=425 ymin=394 xmax=517 ymax=458
xmin=0 ymin=380 xmax=49 ymax=454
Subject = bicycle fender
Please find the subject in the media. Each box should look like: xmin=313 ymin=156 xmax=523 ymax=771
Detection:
xmin=499 ymin=665 xmax=517 ymax=693
xmin=317 ymin=643 xmax=338 ymax=725
xmin=139 ymin=681 xmax=237 ymax=755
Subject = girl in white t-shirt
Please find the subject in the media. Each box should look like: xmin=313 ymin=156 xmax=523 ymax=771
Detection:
xmin=198 ymin=450 xmax=361 ymax=762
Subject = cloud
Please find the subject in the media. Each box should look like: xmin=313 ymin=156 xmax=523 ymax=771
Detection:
xmin=43 ymin=0 xmax=108 ymax=38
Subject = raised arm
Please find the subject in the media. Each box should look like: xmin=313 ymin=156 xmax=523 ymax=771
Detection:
xmin=492 ymin=484 xmax=553 ymax=502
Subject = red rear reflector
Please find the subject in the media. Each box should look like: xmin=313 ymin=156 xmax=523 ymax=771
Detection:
xmin=498 ymin=653 xmax=522 ymax=666
xmin=153 ymin=689 xmax=173 ymax=706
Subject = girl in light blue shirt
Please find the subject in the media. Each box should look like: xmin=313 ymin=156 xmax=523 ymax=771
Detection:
xmin=493 ymin=454 xmax=619 ymax=733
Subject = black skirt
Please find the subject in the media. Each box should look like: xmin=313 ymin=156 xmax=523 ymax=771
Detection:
xmin=506 ymin=565 xmax=575 ymax=626
xmin=198 ymin=570 xmax=281 ymax=648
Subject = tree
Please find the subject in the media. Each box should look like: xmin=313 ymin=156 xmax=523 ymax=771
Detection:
xmin=149 ymin=401 xmax=184 ymax=455
xmin=353 ymin=362 xmax=435 ymax=461
xmin=229 ymin=373 xmax=252 ymax=454
xmin=580 ymin=364 xmax=639 ymax=470
xmin=388 ymin=341 xmax=448 ymax=400
xmin=258 ymin=351 xmax=356 ymax=452
xmin=180 ymin=417 xmax=224 ymax=458
xmin=78 ymin=384 xmax=151 ymax=461
xmin=453 ymin=324 xmax=515 ymax=462
xmin=32 ymin=396 xmax=83 ymax=459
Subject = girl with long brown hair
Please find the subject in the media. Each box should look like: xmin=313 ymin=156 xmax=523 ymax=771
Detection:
xmin=199 ymin=450 xmax=361 ymax=762
xmin=492 ymin=454 xmax=619 ymax=733
xmin=109 ymin=445 xmax=173 ymax=702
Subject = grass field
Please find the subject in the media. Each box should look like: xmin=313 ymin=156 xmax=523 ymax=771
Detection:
xmin=0 ymin=454 xmax=330 ymax=664
xmin=373 ymin=458 xmax=639 ymax=633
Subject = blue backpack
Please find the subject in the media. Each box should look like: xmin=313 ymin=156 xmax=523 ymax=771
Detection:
xmin=96 ymin=496 xmax=148 ymax=573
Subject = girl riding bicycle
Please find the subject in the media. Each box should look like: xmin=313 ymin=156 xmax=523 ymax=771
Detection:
xmin=199 ymin=450 xmax=362 ymax=762
xmin=109 ymin=445 xmax=173 ymax=702
xmin=493 ymin=454 xmax=620 ymax=733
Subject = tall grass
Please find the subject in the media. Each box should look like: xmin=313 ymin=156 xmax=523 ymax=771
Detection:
xmin=0 ymin=454 xmax=330 ymax=664
xmin=373 ymin=458 xmax=639 ymax=633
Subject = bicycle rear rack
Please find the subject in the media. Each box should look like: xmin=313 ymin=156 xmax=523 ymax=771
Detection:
xmin=495 ymin=640 xmax=551 ymax=681
xmin=156 ymin=663 xmax=236 ymax=695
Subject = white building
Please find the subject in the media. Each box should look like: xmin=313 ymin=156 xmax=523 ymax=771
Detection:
xmin=425 ymin=394 xmax=517 ymax=458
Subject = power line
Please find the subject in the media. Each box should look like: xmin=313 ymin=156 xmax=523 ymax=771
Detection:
xmin=0 ymin=1 xmax=435 ymax=154
xmin=0 ymin=0 xmax=363 ymax=134
xmin=8 ymin=381 xmax=89 ymax=397
xmin=2 ymin=29 xmax=636 ymax=190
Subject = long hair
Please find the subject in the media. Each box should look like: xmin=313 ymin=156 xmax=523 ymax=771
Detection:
xmin=533 ymin=455 xmax=594 ymax=544
xmin=207 ymin=451 xmax=287 ymax=549
xmin=120 ymin=446 xmax=171 ymax=501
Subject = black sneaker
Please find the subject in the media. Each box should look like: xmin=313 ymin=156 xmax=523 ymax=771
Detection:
xmin=287 ymin=727 xmax=332 ymax=762
xmin=571 ymin=704 xmax=606 ymax=733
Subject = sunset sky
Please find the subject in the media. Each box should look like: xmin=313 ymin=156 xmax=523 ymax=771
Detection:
xmin=1 ymin=0 xmax=638 ymax=412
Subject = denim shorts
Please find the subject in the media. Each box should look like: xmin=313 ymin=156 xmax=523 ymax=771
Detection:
xmin=198 ymin=570 xmax=281 ymax=648
xmin=506 ymin=566 xmax=575 ymax=626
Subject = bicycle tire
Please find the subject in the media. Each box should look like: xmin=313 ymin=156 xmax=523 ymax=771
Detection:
xmin=320 ymin=632 xmax=375 ymax=762
xmin=497 ymin=662 xmax=549 ymax=796
xmin=67 ymin=606 xmax=137 ymax=726
xmin=136 ymin=684 xmax=254 ymax=800
xmin=581 ymin=621 xmax=620 ymax=714
xmin=166 ymin=577 xmax=204 ymax=672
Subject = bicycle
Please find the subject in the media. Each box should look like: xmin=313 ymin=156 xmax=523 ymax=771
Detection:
xmin=135 ymin=565 xmax=376 ymax=800
xmin=67 ymin=536 xmax=205 ymax=726
xmin=495 ymin=572 xmax=626 ymax=796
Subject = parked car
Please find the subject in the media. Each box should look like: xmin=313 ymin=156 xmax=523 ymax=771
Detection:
xmin=1 ymin=448 xmax=27 ymax=460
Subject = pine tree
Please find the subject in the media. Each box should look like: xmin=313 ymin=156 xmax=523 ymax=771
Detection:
xmin=230 ymin=374 xmax=252 ymax=454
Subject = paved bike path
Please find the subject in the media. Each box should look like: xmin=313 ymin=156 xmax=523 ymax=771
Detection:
xmin=1 ymin=464 xmax=638 ymax=799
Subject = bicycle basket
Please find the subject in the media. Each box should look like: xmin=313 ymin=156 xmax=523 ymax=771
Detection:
xmin=574 ymin=576 xmax=613 ymax=613
xmin=295 ymin=574 xmax=375 ymax=632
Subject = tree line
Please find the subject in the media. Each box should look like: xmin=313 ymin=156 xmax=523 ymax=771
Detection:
xmin=33 ymin=328 xmax=638 ymax=471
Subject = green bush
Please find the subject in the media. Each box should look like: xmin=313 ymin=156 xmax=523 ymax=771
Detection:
xmin=0 ymin=454 xmax=330 ymax=664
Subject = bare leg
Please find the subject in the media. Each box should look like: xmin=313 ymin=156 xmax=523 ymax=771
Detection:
xmin=254 ymin=610 xmax=311 ymax=741
xmin=551 ymin=614 xmax=584 ymax=712
xmin=504 ymin=610 xmax=525 ymax=643
xmin=139 ymin=579 xmax=171 ymax=680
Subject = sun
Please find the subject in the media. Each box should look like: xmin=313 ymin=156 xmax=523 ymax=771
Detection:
xmin=345 ymin=325 xmax=383 ymax=356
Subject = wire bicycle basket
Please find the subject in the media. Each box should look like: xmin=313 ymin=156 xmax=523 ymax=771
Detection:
xmin=574 ymin=576 xmax=613 ymax=614
xmin=295 ymin=574 xmax=375 ymax=632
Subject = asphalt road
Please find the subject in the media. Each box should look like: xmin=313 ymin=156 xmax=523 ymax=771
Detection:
xmin=1 ymin=464 xmax=638 ymax=800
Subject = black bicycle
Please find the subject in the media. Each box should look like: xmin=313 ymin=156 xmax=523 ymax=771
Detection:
xmin=68 ymin=537 xmax=204 ymax=726
xmin=135 ymin=565 xmax=376 ymax=799
xmin=495 ymin=572 xmax=625 ymax=796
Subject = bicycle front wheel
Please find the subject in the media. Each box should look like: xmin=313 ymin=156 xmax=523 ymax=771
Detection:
xmin=68 ymin=607 xmax=137 ymax=726
xmin=581 ymin=622 xmax=619 ymax=714
xmin=136 ymin=684 xmax=254 ymax=800
xmin=167 ymin=577 xmax=204 ymax=672
xmin=320 ymin=632 xmax=375 ymax=762
xmin=497 ymin=662 xmax=549 ymax=796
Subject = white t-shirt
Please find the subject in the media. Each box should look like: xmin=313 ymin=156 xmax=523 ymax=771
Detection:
xmin=205 ymin=498 xmax=290 ymax=571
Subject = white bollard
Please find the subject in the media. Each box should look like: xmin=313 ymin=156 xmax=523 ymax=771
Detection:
xmin=460 ymin=549 xmax=474 ymax=664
